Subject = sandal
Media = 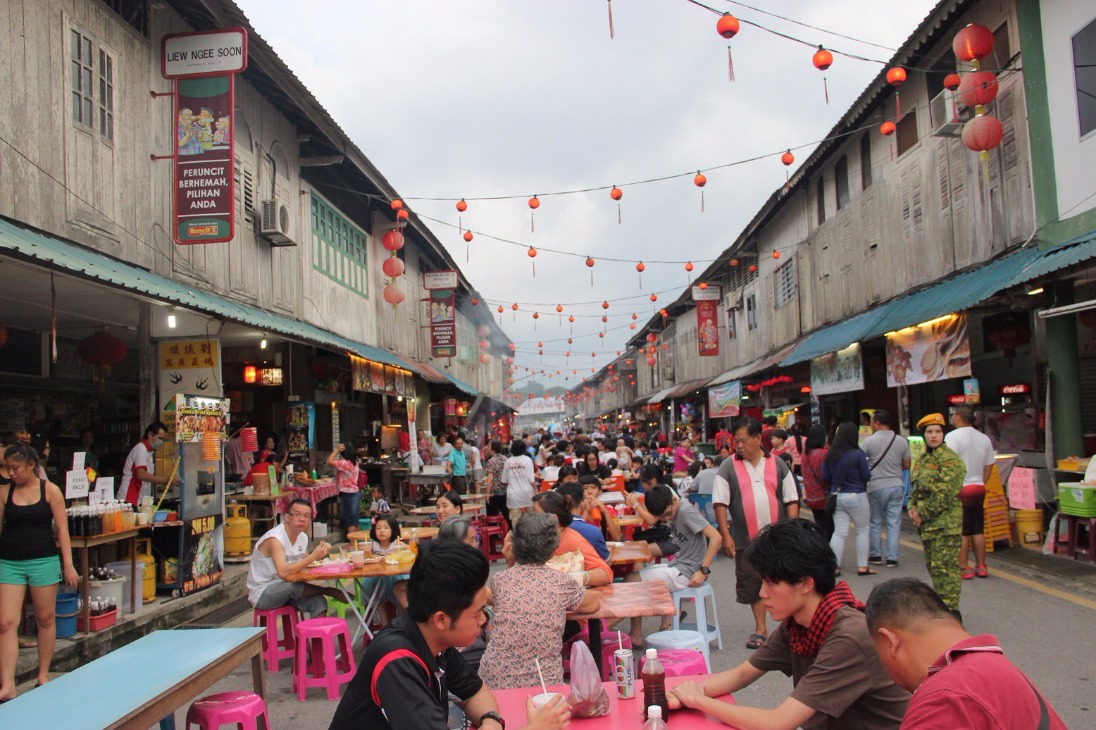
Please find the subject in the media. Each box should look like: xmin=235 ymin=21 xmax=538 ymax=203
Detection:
xmin=18 ymin=639 xmax=36 ymax=649
xmin=746 ymin=633 xmax=766 ymax=650
xmin=857 ymin=568 xmax=877 ymax=576
xmin=960 ymin=567 xmax=975 ymax=580
xmin=975 ymin=565 xmax=989 ymax=578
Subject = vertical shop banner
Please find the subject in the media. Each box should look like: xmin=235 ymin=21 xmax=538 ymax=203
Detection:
xmin=708 ymin=380 xmax=741 ymax=418
xmin=692 ymin=285 xmax=721 ymax=357
xmin=810 ymin=344 xmax=865 ymax=396
xmin=159 ymin=339 xmax=222 ymax=432
xmin=885 ymin=313 xmax=972 ymax=387
xmin=430 ymin=290 xmax=457 ymax=358
xmin=284 ymin=402 xmax=315 ymax=459
xmin=173 ymin=75 xmax=235 ymax=243
xmin=173 ymin=394 xmax=229 ymax=443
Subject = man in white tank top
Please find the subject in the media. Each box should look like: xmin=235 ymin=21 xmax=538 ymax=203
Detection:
xmin=246 ymin=498 xmax=343 ymax=616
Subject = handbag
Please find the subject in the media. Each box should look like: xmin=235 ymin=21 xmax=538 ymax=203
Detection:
xmin=545 ymin=549 xmax=585 ymax=574
xmin=824 ymin=454 xmax=854 ymax=515
xmin=633 ymin=523 xmax=673 ymax=544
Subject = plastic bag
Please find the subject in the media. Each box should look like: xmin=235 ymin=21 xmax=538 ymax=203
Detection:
xmin=568 ymin=639 xmax=610 ymax=717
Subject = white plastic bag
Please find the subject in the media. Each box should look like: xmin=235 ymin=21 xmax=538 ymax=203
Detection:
xmin=568 ymin=639 xmax=610 ymax=717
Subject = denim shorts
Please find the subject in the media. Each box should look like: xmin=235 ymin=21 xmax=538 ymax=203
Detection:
xmin=0 ymin=555 xmax=62 ymax=587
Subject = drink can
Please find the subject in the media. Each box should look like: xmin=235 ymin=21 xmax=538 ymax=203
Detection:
xmin=614 ymin=648 xmax=635 ymax=698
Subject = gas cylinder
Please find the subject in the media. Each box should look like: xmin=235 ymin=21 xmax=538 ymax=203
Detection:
xmin=225 ymin=503 xmax=251 ymax=556
xmin=124 ymin=537 xmax=158 ymax=603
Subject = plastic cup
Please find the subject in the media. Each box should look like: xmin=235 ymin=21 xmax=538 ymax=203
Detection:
xmin=136 ymin=512 xmax=150 ymax=526
xmin=531 ymin=692 xmax=561 ymax=710
xmin=350 ymin=550 xmax=365 ymax=568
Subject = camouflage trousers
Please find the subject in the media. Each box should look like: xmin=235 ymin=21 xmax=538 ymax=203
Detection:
xmin=921 ymin=534 xmax=962 ymax=610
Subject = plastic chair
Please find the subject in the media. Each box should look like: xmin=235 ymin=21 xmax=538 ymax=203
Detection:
xmin=294 ymin=617 xmax=356 ymax=701
xmin=640 ymin=648 xmax=708 ymax=677
xmin=671 ymin=582 xmax=723 ymax=650
xmin=186 ymin=691 xmax=269 ymax=730
xmin=253 ymin=604 xmax=301 ymax=672
xmin=687 ymin=493 xmax=718 ymax=526
xmin=645 ymin=629 xmax=711 ymax=672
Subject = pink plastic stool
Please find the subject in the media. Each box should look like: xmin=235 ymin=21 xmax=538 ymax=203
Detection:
xmin=253 ymin=605 xmax=301 ymax=672
xmin=186 ymin=691 xmax=269 ymax=730
xmin=294 ymin=617 xmax=356 ymax=701
xmin=640 ymin=649 xmax=707 ymax=677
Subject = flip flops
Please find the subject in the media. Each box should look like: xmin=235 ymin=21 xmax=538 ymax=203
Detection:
xmin=746 ymin=633 xmax=766 ymax=650
xmin=857 ymin=568 xmax=877 ymax=576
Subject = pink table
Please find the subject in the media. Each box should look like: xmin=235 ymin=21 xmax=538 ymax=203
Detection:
xmin=275 ymin=480 xmax=340 ymax=515
xmin=491 ymin=676 xmax=738 ymax=728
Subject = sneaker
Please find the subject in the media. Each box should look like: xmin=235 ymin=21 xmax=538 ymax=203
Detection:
xmin=961 ymin=567 xmax=975 ymax=580
xmin=886 ymin=559 xmax=898 ymax=567
xmin=868 ymin=556 xmax=883 ymax=566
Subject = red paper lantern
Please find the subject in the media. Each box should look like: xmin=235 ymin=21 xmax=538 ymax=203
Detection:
xmin=636 ymin=262 xmax=645 ymax=273
xmin=772 ymin=251 xmax=781 ymax=259
xmin=390 ymin=199 xmax=403 ymax=210
xmin=478 ymin=324 xmax=490 ymax=338
xmin=962 ymin=114 xmax=1004 ymax=152
xmin=646 ymin=356 xmax=657 ymax=366
xmin=478 ymin=352 xmax=491 ymax=365
xmin=243 ymin=365 xmax=257 ymax=384
xmin=781 ymin=150 xmax=794 ymax=166
xmin=528 ymin=196 xmax=540 ymax=210
xmin=880 ymin=121 xmax=896 ymax=136
xmin=650 ymin=293 xmax=658 ymax=302
xmin=685 ymin=262 xmax=694 ymax=272
xmin=647 ymin=333 xmax=657 ymax=343
xmin=528 ymin=247 xmax=537 ymax=258
xmin=383 ymin=282 xmax=406 ymax=304
xmin=957 ymin=71 xmax=999 ymax=109
xmin=586 ymin=257 xmax=595 ymax=268
xmin=952 ymin=23 xmax=994 ymax=63
xmin=511 ymin=303 xmax=519 ymax=311
xmin=659 ymin=308 xmax=668 ymax=317
xmin=943 ymin=73 xmax=962 ymax=91
xmin=381 ymin=230 xmax=404 ymax=251
xmin=396 ymin=209 xmax=409 ymax=221
xmin=610 ymin=186 xmax=623 ymax=201
xmin=556 ymin=304 xmax=563 ymax=313
xmin=748 ymin=264 xmax=758 ymax=273
xmin=471 ymin=297 xmax=479 ymax=305
xmin=382 ymin=256 xmax=404 ymax=277
xmin=694 ymin=172 xmax=707 ymax=188
xmin=698 ymin=282 xmax=708 ymax=290
xmin=463 ymin=230 xmax=474 ymax=242
xmin=602 ymin=301 xmax=609 ymax=310
xmin=478 ymin=339 xmax=490 ymax=351
xmin=716 ymin=13 xmax=739 ymax=39
xmin=886 ymin=67 xmax=907 ymax=86
xmin=78 ymin=330 xmax=127 ymax=366
xmin=456 ymin=198 xmax=468 ymax=212
xmin=812 ymin=47 xmax=833 ymax=71
xmin=730 ymin=258 xmax=740 ymax=267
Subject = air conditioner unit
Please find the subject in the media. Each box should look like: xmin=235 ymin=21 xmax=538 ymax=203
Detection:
xmin=723 ymin=291 xmax=742 ymax=312
xmin=930 ymin=89 xmax=974 ymax=138
xmin=661 ymin=365 xmax=675 ymax=382
xmin=259 ymin=199 xmax=297 ymax=246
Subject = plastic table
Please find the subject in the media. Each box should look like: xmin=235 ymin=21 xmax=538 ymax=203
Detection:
xmin=287 ymin=559 xmax=413 ymax=643
xmin=568 ymin=581 xmax=675 ymax=678
xmin=0 ymin=627 xmax=265 ymax=729
xmin=491 ymin=676 xmax=738 ymax=728
xmin=70 ymin=527 xmax=140 ymax=635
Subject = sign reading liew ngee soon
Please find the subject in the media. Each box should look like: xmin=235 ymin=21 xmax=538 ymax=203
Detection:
xmin=162 ymin=28 xmax=248 ymax=79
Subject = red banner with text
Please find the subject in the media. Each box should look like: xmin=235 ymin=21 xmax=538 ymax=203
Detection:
xmin=697 ymin=298 xmax=720 ymax=357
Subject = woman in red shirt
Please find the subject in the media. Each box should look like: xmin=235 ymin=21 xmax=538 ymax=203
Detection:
xmin=800 ymin=424 xmax=834 ymax=541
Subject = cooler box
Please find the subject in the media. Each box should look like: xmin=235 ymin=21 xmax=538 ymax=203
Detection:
xmin=105 ymin=560 xmax=145 ymax=614
xmin=1058 ymin=483 xmax=1096 ymax=517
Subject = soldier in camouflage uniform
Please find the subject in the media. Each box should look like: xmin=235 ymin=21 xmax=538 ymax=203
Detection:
xmin=907 ymin=413 xmax=965 ymax=614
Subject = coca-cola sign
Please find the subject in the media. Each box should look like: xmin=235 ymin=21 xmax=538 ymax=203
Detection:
xmin=999 ymin=383 xmax=1031 ymax=396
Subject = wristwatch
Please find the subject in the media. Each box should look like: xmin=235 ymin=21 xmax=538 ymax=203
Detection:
xmin=479 ymin=711 xmax=506 ymax=729
xmin=698 ymin=566 xmax=711 ymax=575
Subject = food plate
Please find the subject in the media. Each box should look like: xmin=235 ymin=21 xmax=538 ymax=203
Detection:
xmin=385 ymin=558 xmax=399 ymax=565
xmin=309 ymin=562 xmax=354 ymax=575
xmin=362 ymin=556 xmax=383 ymax=564
xmin=607 ymin=541 xmax=625 ymax=549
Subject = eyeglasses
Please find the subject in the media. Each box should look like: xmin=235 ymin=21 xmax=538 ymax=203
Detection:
xmin=287 ymin=512 xmax=312 ymax=520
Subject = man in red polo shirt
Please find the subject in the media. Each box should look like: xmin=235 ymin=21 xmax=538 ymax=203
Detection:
xmin=866 ymin=577 xmax=1065 ymax=729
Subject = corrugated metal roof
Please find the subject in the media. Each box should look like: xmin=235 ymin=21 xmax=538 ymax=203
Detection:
xmin=646 ymin=386 xmax=677 ymax=405
xmin=443 ymin=371 xmax=478 ymax=397
xmin=0 ymin=217 xmax=412 ymax=370
xmin=782 ymin=232 xmax=1096 ymax=366
xmin=708 ymin=342 xmax=800 ymax=386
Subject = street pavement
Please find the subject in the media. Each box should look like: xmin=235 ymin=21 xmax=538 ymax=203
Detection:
xmin=19 ymin=518 xmax=1095 ymax=729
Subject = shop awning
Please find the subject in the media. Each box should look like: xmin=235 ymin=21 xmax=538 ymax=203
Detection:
xmin=0 ymin=217 xmax=414 ymax=370
xmin=646 ymin=386 xmax=677 ymax=404
xmin=405 ymin=359 xmax=450 ymax=384
xmin=443 ymin=371 xmax=479 ymax=397
xmin=781 ymin=234 xmax=1096 ymax=366
xmin=666 ymin=377 xmax=710 ymax=400
xmin=708 ymin=343 xmax=800 ymax=386
xmin=765 ymin=402 xmax=806 ymax=415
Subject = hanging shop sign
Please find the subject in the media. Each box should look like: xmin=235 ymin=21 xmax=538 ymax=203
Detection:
xmin=693 ymin=286 xmax=721 ymax=358
xmin=162 ymin=29 xmax=247 ymax=245
xmin=174 ymin=394 xmax=229 ymax=443
xmin=350 ymin=356 xmax=411 ymax=397
xmin=963 ymin=378 xmax=981 ymax=405
xmin=885 ymin=313 xmax=972 ymax=387
xmin=159 ymin=339 xmax=222 ymax=431
xmin=243 ymin=365 xmax=282 ymax=385
xmin=430 ymin=289 xmax=457 ymax=358
xmin=708 ymin=380 xmax=742 ymax=418
xmin=423 ymin=270 xmax=459 ymax=290
xmin=810 ymin=344 xmax=864 ymax=396
xmin=1000 ymin=383 xmax=1031 ymax=396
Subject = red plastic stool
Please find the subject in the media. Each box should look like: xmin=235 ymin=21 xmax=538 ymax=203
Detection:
xmin=478 ymin=523 xmax=506 ymax=562
xmin=253 ymin=604 xmax=300 ymax=672
xmin=294 ymin=617 xmax=356 ymax=701
xmin=640 ymin=649 xmax=707 ymax=677
xmin=186 ymin=691 xmax=269 ymax=730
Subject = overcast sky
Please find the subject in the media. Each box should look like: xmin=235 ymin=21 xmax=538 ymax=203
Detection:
xmin=236 ymin=0 xmax=939 ymax=392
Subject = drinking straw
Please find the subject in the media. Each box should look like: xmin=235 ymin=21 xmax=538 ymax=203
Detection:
xmin=534 ymin=657 xmax=547 ymax=695
xmin=618 ymin=631 xmax=624 ymax=651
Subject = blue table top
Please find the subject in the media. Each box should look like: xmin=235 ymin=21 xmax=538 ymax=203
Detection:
xmin=0 ymin=627 xmax=264 ymax=729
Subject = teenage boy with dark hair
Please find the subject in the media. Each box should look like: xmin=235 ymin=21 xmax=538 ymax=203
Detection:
xmin=330 ymin=542 xmax=569 ymax=730
xmin=668 ymin=519 xmax=908 ymax=730
xmin=866 ymin=578 xmax=1065 ymax=729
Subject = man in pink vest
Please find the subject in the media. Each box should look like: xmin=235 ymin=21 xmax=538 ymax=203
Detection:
xmin=713 ymin=418 xmax=800 ymax=649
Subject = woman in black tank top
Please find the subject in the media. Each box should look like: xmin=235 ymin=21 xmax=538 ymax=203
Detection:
xmin=0 ymin=443 xmax=79 ymax=700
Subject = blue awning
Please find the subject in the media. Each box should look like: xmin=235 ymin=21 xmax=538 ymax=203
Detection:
xmin=782 ymin=232 xmax=1096 ymax=366
xmin=0 ymin=216 xmax=413 ymax=371
xmin=443 ymin=371 xmax=478 ymax=397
